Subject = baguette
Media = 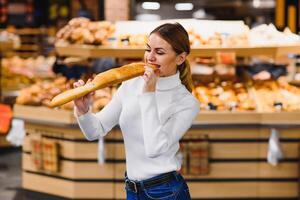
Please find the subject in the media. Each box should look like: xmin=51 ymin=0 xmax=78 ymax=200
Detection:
xmin=50 ymin=62 xmax=157 ymax=108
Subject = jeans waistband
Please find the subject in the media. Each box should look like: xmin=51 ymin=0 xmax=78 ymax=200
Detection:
xmin=125 ymin=171 xmax=179 ymax=193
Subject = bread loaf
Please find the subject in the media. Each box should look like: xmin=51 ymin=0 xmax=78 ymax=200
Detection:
xmin=50 ymin=62 xmax=156 ymax=107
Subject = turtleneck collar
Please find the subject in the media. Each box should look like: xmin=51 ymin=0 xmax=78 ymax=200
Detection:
xmin=156 ymin=71 xmax=181 ymax=91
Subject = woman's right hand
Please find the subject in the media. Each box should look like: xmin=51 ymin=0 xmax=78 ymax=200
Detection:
xmin=73 ymin=79 xmax=94 ymax=116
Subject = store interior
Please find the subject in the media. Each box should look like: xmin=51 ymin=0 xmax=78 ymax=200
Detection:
xmin=1 ymin=0 xmax=300 ymax=199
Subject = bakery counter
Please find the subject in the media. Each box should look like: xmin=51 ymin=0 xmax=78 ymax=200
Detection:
xmin=0 ymin=41 xmax=14 ymax=51
xmin=14 ymin=105 xmax=300 ymax=199
xmin=14 ymin=105 xmax=300 ymax=126
xmin=55 ymin=44 xmax=300 ymax=59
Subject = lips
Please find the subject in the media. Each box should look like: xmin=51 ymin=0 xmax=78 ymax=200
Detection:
xmin=147 ymin=63 xmax=161 ymax=69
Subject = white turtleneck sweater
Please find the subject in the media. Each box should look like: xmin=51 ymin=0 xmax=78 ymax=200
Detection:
xmin=75 ymin=71 xmax=199 ymax=181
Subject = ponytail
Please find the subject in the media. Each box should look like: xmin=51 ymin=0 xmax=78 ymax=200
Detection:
xmin=178 ymin=60 xmax=194 ymax=93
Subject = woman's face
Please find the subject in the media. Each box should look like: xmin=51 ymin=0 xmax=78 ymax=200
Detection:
xmin=144 ymin=33 xmax=186 ymax=77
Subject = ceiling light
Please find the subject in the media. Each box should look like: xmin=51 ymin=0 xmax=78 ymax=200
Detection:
xmin=175 ymin=3 xmax=194 ymax=11
xmin=253 ymin=0 xmax=261 ymax=8
xmin=142 ymin=2 xmax=160 ymax=10
xmin=193 ymin=9 xmax=206 ymax=19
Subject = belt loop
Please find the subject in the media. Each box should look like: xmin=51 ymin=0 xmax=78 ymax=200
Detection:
xmin=139 ymin=180 xmax=145 ymax=191
xmin=173 ymin=171 xmax=179 ymax=181
xmin=125 ymin=179 xmax=138 ymax=193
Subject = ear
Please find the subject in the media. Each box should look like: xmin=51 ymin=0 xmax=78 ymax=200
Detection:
xmin=176 ymin=52 xmax=187 ymax=66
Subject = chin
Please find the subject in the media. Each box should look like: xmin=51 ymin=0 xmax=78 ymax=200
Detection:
xmin=158 ymin=71 xmax=165 ymax=77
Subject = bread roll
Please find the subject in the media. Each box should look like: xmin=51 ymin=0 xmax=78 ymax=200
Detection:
xmin=50 ymin=62 xmax=157 ymax=107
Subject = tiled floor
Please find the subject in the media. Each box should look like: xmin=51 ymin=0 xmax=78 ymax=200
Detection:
xmin=0 ymin=147 xmax=21 ymax=200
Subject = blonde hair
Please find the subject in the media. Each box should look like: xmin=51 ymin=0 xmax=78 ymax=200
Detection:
xmin=178 ymin=60 xmax=194 ymax=92
xmin=151 ymin=23 xmax=194 ymax=93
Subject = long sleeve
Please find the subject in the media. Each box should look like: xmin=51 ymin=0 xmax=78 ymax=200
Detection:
xmin=138 ymin=92 xmax=199 ymax=158
xmin=75 ymin=85 xmax=123 ymax=141
xmin=269 ymin=66 xmax=287 ymax=79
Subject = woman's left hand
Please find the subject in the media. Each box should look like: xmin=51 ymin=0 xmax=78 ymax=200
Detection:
xmin=142 ymin=65 xmax=159 ymax=93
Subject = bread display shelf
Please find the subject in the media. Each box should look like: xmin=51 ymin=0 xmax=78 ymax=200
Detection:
xmin=56 ymin=44 xmax=145 ymax=58
xmin=192 ymin=44 xmax=300 ymax=57
xmin=195 ymin=111 xmax=300 ymax=125
xmin=56 ymin=44 xmax=300 ymax=58
xmin=13 ymin=105 xmax=300 ymax=126
xmin=289 ymin=80 xmax=300 ymax=87
xmin=13 ymin=105 xmax=76 ymax=125
xmin=0 ymin=41 xmax=14 ymax=51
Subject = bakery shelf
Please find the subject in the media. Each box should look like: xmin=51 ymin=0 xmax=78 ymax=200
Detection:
xmin=0 ymin=41 xmax=14 ymax=51
xmin=12 ymin=104 xmax=300 ymax=126
xmin=289 ymin=80 xmax=300 ymax=87
xmin=56 ymin=44 xmax=145 ymax=58
xmin=55 ymin=44 xmax=300 ymax=58
xmin=191 ymin=44 xmax=300 ymax=57
xmin=13 ymin=104 xmax=76 ymax=125
xmin=195 ymin=111 xmax=300 ymax=125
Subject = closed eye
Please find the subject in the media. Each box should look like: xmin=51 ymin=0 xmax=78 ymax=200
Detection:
xmin=146 ymin=44 xmax=166 ymax=55
xmin=156 ymin=51 xmax=165 ymax=55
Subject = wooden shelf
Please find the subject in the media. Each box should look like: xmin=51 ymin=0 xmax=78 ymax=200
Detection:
xmin=13 ymin=105 xmax=76 ymax=125
xmin=289 ymin=80 xmax=300 ymax=87
xmin=13 ymin=105 xmax=300 ymax=125
xmin=191 ymin=44 xmax=300 ymax=57
xmin=56 ymin=44 xmax=145 ymax=58
xmin=55 ymin=44 xmax=300 ymax=58
xmin=0 ymin=41 xmax=14 ymax=52
xmin=195 ymin=111 xmax=300 ymax=125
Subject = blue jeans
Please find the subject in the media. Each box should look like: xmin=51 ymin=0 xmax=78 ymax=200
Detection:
xmin=125 ymin=171 xmax=191 ymax=200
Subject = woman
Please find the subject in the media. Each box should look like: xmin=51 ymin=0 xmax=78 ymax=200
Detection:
xmin=74 ymin=23 xmax=199 ymax=200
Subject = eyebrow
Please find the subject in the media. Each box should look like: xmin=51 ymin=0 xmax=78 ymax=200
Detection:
xmin=146 ymin=44 xmax=166 ymax=51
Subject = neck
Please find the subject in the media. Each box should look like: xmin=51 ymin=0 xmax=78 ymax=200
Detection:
xmin=160 ymin=69 xmax=177 ymax=77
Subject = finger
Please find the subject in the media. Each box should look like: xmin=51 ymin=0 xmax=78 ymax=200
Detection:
xmin=87 ymin=78 xmax=93 ymax=83
xmin=143 ymin=73 xmax=150 ymax=82
xmin=143 ymin=71 xmax=151 ymax=80
xmin=78 ymin=79 xmax=85 ymax=86
xmin=145 ymin=70 xmax=156 ymax=79
xmin=87 ymin=92 xmax=94 ymax=98
xmin=74 ymin=99 xmax=83 ymax=108
xmin=73 ymin=81 xmax=81 ymax=88
xmin=143 ymin=71 xmax=149 ymax=77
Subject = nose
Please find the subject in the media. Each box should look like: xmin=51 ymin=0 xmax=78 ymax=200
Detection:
xmin=146 ymin=50 xmax=156 ymax=62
